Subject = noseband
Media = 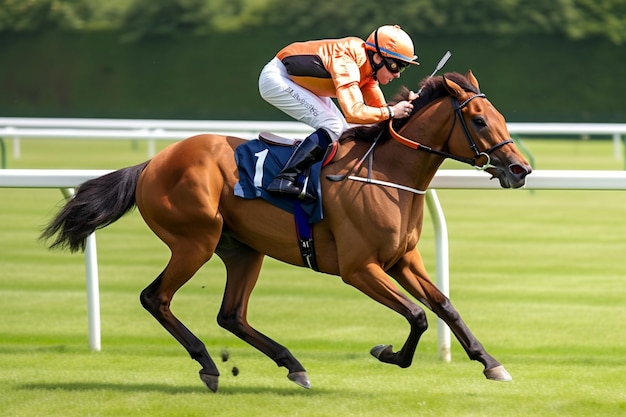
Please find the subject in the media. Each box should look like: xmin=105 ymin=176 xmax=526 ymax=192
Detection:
xmin=389 ymin=93 xmax=513 ymax=170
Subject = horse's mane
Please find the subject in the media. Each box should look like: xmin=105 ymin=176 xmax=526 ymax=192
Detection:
xmin=340 ymin=72 xmax=479 ymax=143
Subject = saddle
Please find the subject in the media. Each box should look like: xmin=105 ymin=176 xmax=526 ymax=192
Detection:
xmin=257 ymin=131 xmax=300 ymax=146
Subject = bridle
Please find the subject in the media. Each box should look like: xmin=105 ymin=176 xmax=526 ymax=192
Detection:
xmin=334 ymin=91 xmax=515 ymax=195
xmin=389 ymin=93 xmax=513 ymax=171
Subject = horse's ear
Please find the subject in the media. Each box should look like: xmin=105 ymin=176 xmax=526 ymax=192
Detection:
xmin=442 ymin=74 xmax=465 ymax=98
xmin=465 ymin=70 xmax=479 ymax=90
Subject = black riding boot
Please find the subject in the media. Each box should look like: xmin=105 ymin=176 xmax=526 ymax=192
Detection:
xmin=266 ymin=129 xmax=330 ymax=199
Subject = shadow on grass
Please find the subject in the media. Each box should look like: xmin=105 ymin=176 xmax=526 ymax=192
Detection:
xmin=18 ymin=381 xmax=334 ymax=396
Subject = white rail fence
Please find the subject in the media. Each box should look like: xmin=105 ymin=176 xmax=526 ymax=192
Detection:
xmin=2 ymin=169 xmax=626 ymax=360
xmin=0 ymin=118 xmax=314 ymax=161
xmin=1 ymin=118 xmax=625 ymax=161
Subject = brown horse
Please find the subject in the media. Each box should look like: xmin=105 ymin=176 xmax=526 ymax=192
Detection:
xmin=42 ymin=71 xmax=531 ymax=392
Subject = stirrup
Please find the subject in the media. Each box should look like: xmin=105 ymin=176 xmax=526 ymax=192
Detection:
xmin=267 ymin=177 xmax=315 ymax=200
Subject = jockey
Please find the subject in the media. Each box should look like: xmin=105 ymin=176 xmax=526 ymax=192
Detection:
xmin=259 ymin=24 xmax=420 ymax=199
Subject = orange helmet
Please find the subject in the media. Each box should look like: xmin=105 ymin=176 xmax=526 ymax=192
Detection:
xmin=365 ymin=25 xmax=419 ymax=71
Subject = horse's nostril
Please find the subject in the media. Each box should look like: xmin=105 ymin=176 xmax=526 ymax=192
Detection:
xmin=509 ymin=164 xmax=530 ymax=177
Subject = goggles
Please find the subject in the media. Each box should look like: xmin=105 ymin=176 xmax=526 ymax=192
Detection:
xmin=383 ymin=57 xmax=410 ymax=74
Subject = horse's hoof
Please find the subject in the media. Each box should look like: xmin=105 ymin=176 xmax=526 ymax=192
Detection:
xmin=199 ymin=370 xmax=220 ymax=392
xmin=484 ymin=365 xmax=512 ymax=382
xmin=287 ymin=371 xmax=311 ymax=389
xmin=370 ymin=344 xmax=393 ymax=361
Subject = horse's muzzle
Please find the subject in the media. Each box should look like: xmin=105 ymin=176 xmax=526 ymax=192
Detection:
xmin=494 ymin=163 xmax=532 ymax=188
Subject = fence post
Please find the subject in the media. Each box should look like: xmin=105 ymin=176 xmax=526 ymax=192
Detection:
xmin=425 ymin=189 xmax=452 ymax=362
xmin=61 ymin=187 xmax=101 ymax=352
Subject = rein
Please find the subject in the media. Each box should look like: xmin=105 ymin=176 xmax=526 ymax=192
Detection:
xmin=389 ymin=93 xmax=513 ymax=170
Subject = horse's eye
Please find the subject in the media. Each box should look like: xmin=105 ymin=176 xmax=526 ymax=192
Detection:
xmin=473 ymin=117 xmax=487 ymax=128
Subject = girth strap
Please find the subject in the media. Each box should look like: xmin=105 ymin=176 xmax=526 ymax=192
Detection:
xmin=294 ymin=201 xmax=319 ymax=271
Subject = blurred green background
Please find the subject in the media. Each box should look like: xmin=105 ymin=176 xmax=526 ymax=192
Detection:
xmin=1 ymin=0 xmax=625 ymax=122
xmin=1 ymin=3 xmax=626 ymax=414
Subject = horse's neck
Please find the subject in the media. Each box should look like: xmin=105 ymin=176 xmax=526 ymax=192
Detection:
xmin=375 ymin=136 xmax=445 ymax=192
xmin=334 ymin=99 xmax=453 ymax=188
xmin=384 ymin=100 xmax=454 ymax=190
xmin=333 ymin=128 xmax=446 ymax=191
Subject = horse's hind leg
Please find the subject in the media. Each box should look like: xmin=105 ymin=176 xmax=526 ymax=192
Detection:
xmin=140 ymin=243 xmax=221 ymax=392
xmin=216 ymin=237 xmax=310 ymax=389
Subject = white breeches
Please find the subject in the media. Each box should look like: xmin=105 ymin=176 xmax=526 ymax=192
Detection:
xmin=258 ymin=57 xmax=348 ymax=141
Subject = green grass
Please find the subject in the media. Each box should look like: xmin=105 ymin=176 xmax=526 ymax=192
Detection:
xmin=1 ymin=137 xmax=625 ymax=416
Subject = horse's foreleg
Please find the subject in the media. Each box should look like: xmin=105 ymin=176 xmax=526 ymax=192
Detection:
xmin=389 ymin=249 xmax=512 ymax=381
xmin=140 ymin=248 xmax=220 ymax=392
xmin=216 ymin=239 xmax=309 ymax=389
xmin=342 ymin=264 xmax=429 ymax=369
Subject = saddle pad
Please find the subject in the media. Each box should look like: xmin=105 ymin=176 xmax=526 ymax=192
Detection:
xmin=234 ymin=139 xmax=324 ymax=223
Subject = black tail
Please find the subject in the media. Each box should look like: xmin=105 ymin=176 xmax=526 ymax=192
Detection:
xmin=40 ymin=161 xmax=150 ymax=253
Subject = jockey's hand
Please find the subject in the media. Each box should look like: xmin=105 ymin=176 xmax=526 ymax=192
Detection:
xmin=391 ymin=100 xmax=414 ymax=119
xmin=408 ymin=91 xmax=419 ymax=101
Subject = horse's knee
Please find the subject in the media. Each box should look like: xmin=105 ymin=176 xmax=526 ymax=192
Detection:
xmin=216 ymin=312 xmax=230 ymax=330
xmin=140 ymin=286 xmax=156 ymax=312
xmin=140 ymin=282 xmax=170 ymax=318
xmin=217 ymin=311 xmax=244 ymax=334
xmin=410 ymin=308 xmax=429 ymax=333
xmin=217 ymin=310 xmax=253 ymax=340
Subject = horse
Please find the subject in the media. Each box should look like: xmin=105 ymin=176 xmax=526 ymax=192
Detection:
xmin=41 ymin=71 xmax=531 ymax=392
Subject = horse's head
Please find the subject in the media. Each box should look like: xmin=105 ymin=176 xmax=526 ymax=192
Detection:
xmin=441 ymin=71 xmax=531 ymax=188
xmin=393 ymin=71 xmax=532 ymax=188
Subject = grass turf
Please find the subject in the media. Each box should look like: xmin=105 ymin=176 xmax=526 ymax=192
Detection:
xmin=0 ymin=137 xmax=625 ymax=416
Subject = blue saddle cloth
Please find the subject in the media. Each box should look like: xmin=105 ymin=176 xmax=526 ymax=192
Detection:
xmin=233 ymin=139 xmax=324 ymax=223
